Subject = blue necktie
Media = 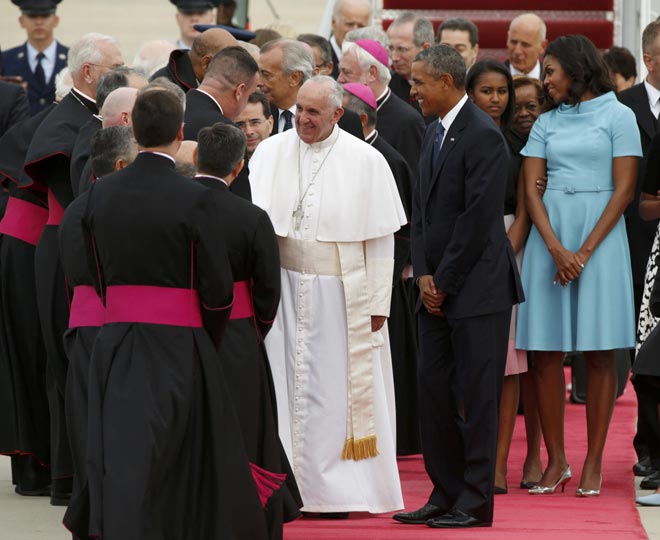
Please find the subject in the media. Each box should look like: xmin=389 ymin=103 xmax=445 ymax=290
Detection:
xmin=433 ymin=122 xmax=446 ymax=169
xmin=282 ymin=110 xmax=293 ymax=132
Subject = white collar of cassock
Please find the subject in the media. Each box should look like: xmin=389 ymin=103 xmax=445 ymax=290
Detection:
xmin=300 ymin=124 xmax=340 ymax=152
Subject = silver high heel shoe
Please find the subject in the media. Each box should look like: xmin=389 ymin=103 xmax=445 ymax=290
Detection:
xmin=529 ymin=466 xmax=572 ymax=494
xmin=576 ymin=475 xmax=602 ymax=497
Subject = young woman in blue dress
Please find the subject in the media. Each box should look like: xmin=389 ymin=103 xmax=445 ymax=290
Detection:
xmin=517 ymin=35 xmax=642 ymax=496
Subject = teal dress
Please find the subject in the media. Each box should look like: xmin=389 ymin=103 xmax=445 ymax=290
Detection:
xmin=516 ymin=92 xmax=642 ymax=352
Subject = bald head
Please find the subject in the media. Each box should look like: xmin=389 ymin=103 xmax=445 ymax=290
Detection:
xmin=175 ymin=141 xmax=198 ymax=176
xmin=507 ymin=13 xmax=547 ymax=75
xmin=102 ymin=87 xmax=138 ymax=127
xmin=189 ymin=28 xmax=239 ymax=81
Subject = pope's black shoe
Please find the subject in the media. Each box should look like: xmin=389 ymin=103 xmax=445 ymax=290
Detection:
xmin=640 ymin=470 xmax=660 ymax=490
xmin=426 ymin=509 xmax=490 ymax=529
xmin=392 ymin=503 xmax=446 ymax=524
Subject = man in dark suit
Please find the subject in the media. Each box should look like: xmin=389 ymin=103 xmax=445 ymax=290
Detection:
xmin=392 ymin=45 xmax=522 ymax=529
xmin=619 ymin=19 xmax=660 ymax=481
xmin=183 ymin=46 xmax=258 ymax=200
xmin=328 ymin=0 xmax=371 ymax=79
xmin=0 ymin=81 xmax=30 ymax=136
xmin=259 ymin=38 xmax=364 ymax=139
xmin=150 ymin=27 xmax=237 ymax=92
xmin=3 ymin=0 xmax=68 ymax=115
xmin=504 ymin=13 xmax=547 ymax=80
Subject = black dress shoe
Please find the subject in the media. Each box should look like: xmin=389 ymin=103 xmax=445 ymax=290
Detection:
xmin=493 ymin=485 xmax=508 ymax=495
xmin=641 ymin=470 xmax=660 ymax=490
xmin=426 ymin=509 xmax=490 ymax=529
xmin=319 ymin=512 xmax=349 ymax=519
xmin=633 ymin=457 xmax=655 ymax=477
xmin=392 ymin=503 xmax=446 ymax=524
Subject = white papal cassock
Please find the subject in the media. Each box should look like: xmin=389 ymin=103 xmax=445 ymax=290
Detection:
xmin=250 ymin=125 xmax=406 ymax=513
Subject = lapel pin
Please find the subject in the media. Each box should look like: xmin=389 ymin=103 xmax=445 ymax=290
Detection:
xmin=59 ymin=53 xmax=66 ymax=60
xmin=18 ymin=52 xmax=25 ymax=59
xmin=449 ymin=138 xmax=455 ymax=142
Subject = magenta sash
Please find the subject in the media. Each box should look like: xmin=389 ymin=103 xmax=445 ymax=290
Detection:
xmin=46 ymin=188 xmax=64 ymax=226
xmin=0 ymin=196 xmax=48 ymax=246
xmin=68 ymin=285 xmax=105 ymax=328
xmin=105 ymin=285 xmax=203 ymax=327
xmin=230 ymin=280 xmax=254 ymax=320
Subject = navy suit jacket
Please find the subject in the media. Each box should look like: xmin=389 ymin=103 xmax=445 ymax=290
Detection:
xmin=1 ymin=41 xmax=68 ymax=115
xmin=411 ymin=98 xmax=523 ymax=319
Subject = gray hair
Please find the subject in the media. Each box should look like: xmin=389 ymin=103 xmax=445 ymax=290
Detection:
xmin=643 ymin=20 xmax=660 ymax=54
xmin=343 ymin=90 xmax=376 ymax=128
xmin=508 ymin=13 xmax=547 ymax=42
xmin=303 ymin=76 xmax=344 ymax=109
xmin=68 ymin=33 xmax=120 ymax=75
xmin=345 ymin=26 xmax=390 ymax=48
xmin=414 ymin=45 xmax=466 ymax=89
xmin=90 ymin=125 xmax=137 ymax=178
xmin=332 ymin=0 xmax=371 ymax=19
xmin=132 ymin=40 xmax=175 ymax=78
xmin=261 ymin=38 xmax=313 ymax=83
xmin=344 ymin=42 xmax=391 ymax=84
xmin=96 ymin=66 xmax=139 ymax=109
xmin=146 ymin=77 xmax=186 ymax=109
xmin=389 ymin=12 xmax=434 ymax=47
xmin=54 ymin=67 xmax=73 ymax=100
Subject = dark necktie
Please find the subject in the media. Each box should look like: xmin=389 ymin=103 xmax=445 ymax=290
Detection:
xmin=432 ymin=122 xmax=446 ymax=169
xmin=35 ymin=52 xmax=46 ymax=87
xmin=282 ymin=109 xmax=293 ymax=132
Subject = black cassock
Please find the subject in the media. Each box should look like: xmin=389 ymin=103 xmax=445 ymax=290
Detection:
xmin=183 ymin=89 xmax=252 ymax=200
xmin=0 ymin=106 xmax=53 ymax=492
xmin=194 ymin=175 xmax=303 ymax=537
xmin=69 ymin=115 xmax=101 ymax=197
xmin=150 ymin=49 xmax=198 ymax=93
xmin=367 ymin=130 xmax=420 ymax=455
xmin=66 ymin=152 xmax=268 ymax=540
xmin=389 ymin=72 xmax=435 ymax=125
xmin=58 ymin=187 xmax=105 ymax=531
xmin=376 ymin=88 xmax=426 ymax=178
xmin=23 ymin=89 xmax=98 ymax=492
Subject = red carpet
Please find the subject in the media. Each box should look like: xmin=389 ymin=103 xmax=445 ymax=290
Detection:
xmin=284 ymin=378 xmax=647 ymax=539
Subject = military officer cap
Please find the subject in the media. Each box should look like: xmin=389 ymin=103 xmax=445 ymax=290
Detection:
xmin=170 ymin=0 xmax=221 ymax=14
xmin=11 ymin=0 xmax=62 ymax=16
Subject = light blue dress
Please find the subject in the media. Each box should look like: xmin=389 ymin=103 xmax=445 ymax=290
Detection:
xmin=516 ymin=92 xmax=642 ymax=352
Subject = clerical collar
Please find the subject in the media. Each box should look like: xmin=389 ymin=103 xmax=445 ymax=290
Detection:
xmin=138 ymin=151 xmax=176 ymax=165
xmin=70 ymin=87 xmax=99 ymax=115
xmin=196 ymin=88 xmax=224 ymax=116
xmin=376 ymin=87 xmax=390 ymax=111
xmin=365 ymin=129 xmax=378 ymax=145
xmin=302 ymin=124 xmax=340 ymax=150
xmin=72 ymin=87 xmax=96 ymax=105
xmin=194 ymin=174 xmax=228 ymax=186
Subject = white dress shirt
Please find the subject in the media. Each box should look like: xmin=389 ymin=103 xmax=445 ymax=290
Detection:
xmin=277 ymin=105 xmax=296 ymax=133
xmin=645 ymin=79 xmax=660 ymax=120
xmin=510 ymin=60 xmax=542 ymax=81
xmin=438 ymin=93 xmax=469 ymax=151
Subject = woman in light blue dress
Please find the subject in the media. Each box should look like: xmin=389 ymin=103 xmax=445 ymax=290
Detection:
xmin=516 ymin=35 xmax=641 ymax=496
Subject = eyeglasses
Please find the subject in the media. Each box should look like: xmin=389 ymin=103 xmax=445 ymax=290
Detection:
xmin=235 ymin=119 xmax=266 ymax=129
xmin=388 ymin=45 xmax=415 ymax=55
xmin=88 ymin=62 xmax=125 ymax=70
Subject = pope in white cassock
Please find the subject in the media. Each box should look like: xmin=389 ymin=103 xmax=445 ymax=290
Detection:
xmin=250 ymin=76 xmax=406 ymax=515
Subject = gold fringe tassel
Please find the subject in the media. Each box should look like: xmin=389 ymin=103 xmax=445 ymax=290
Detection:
xmin=341 ymin=436 xmax=379 ymax=461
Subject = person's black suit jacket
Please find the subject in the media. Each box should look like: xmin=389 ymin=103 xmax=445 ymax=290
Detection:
xmin=618 ymin=83 xmax=660 ymax=290
xmin=150 ymin=49 xmax=197 ymax=93
xmin=183 ymin=89 xmax=251 ymax=200
xmin=70 ymin=115 xmax=102 ymax=197
xmin=376 ymin=87 xmax=425 ymax=177
xmin=389 ymin=72 xmax=434 ymax=125
xmin=330 ymin=45 xmax=340 ymax=80
xmin=269 ymin=103 xmax=365 ymax=140
xmin=1 ymin=41 xmax=68 ymax=115
xmin=411 ymin=99 xmax=523 ymax=319
xmin=0 ymin=81 xmax=30 ymax=137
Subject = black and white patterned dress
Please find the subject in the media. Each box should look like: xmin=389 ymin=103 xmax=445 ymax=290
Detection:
xmin=636 ymin=226 xmax=660 ymax=353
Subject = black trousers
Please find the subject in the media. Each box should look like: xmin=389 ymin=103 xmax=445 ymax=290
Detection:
xmin=633 ymin=374 xmax=660 ymax=469
xmin=417 ymin=307 xmax=511 ymax=524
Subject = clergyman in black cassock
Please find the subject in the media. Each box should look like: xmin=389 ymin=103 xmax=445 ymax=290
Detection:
xmin=0 ymin=106 xmax=52 ymax=495
xmin=23 ymin=87 xmax=98 ymax=503
xmin=193 ymin=122 xmax=302 ymax=539
xmin=394 ymin=46 xmax=522 ymax=529
xmin=71 ymin=88 xmax=269 ymax=540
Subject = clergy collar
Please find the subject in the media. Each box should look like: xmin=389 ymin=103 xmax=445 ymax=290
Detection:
xmin=195 ymin=88 xmax=224 ymax=116
xmin=375 ymin=87 xmax=390 ymax=110
xmin=365 ymin=129 xmax=378 ymax=145
xmin=194 ymin=173 xmax=228 ymax=187
xmin=301 ymin=123 xmax=340 ymax=150
xmin=72 ymin=87 xmax=96 ymax=105
xmin=138 ymin=151 xmax=176 ymax=165
xmin=71 ymin=87 xmax=99 ymax=114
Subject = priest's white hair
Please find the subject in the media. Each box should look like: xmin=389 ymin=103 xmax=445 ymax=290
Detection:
xmin=344 ymin=26 xmax=389 ymax=48
xmin=68 ymin=33 xmax=120 ymax=76
xmin=303 ymin=76 xmax=344 ymax=110
xmin=343 ymin=42 xmax=391 ymax=84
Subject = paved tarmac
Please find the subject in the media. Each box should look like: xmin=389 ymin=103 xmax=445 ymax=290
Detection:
xmin=0 ymin=0 xmax=658 ymax=538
